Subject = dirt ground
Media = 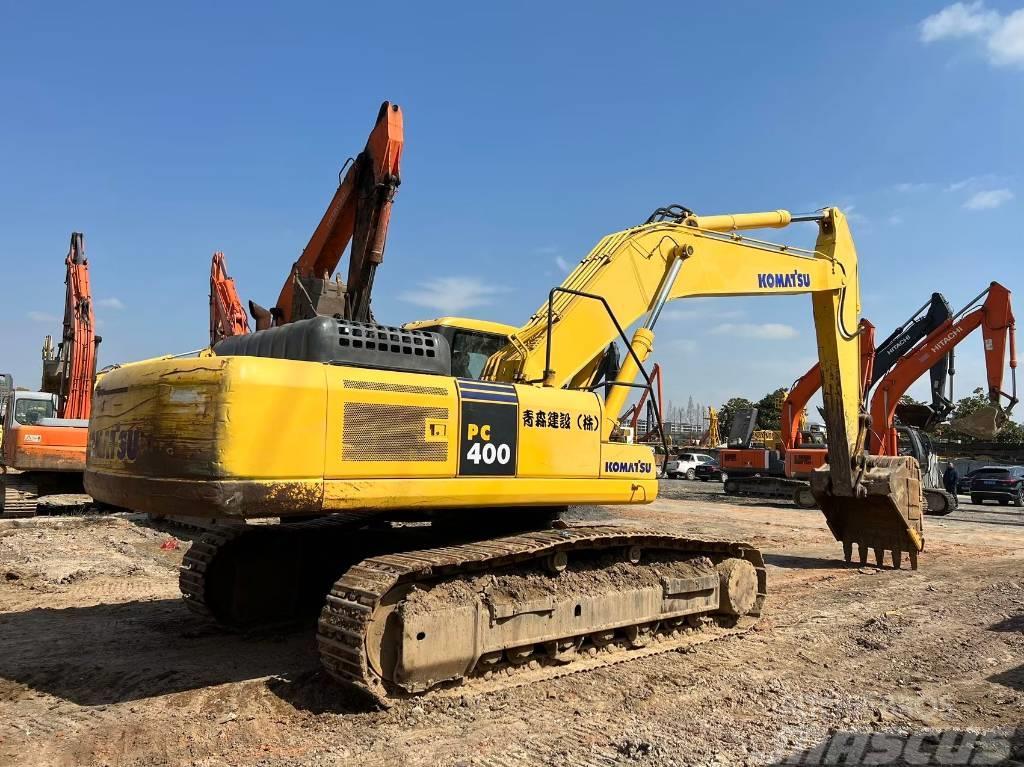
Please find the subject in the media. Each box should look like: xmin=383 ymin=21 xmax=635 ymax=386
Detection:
xmin=1 ymin=482 xmax=1022 ymax=767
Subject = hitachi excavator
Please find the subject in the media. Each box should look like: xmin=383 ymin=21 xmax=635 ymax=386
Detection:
xmin=723 ymin=294 xmax=956 ymax=511
xmin=2 ymin=233 xmax=99 ymax=516
xmin=870 ymin=282 xmax=1017 ymax=456
xmin=209 ymin=101 xmax=403 ymax=346
xmin=85 ymin=204 xmax=923 ymax=702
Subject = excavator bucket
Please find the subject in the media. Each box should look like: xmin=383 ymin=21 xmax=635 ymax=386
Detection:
xmin=810 ymin=455 xmax=924 ymax=570
xmin=893 ymin=402 xmax=938 ymax=430
xmin=948 ymin=405 xmax=1008 ymax=440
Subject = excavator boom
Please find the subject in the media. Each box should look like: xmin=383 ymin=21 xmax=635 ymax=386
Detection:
xmin=212 ymin=102 xmax=404 ymax=338
xmin=209 ymin=252 xmax=249 ymax=346
xmin=262 ymin=101 xmax=403 ymax=327
xmin=44 ymin=232 xmax=98 ymax=420
xmin=870 ymin=282 xmax=1017 ymax=454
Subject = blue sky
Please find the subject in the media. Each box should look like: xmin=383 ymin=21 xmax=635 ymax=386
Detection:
xmin=1 ymin=2 xmax=1022 ymax=418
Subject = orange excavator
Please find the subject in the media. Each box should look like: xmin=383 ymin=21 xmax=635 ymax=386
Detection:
xmin=1 ymin=233 xmax=99 ymax=516
xmin=870 ymin=282 xmax=1017 ymax=456
xmin=723 ymin=293 xmax=955 ymax=508
xmin=209 ymin=101 xmax=403 ymax=346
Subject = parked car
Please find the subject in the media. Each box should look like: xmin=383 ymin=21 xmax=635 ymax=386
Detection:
xmin=694 ymin=459 xmax=723 ymax=482
xmin=957 ymin=467 xmax=990 ymax=495
xmin=969 ymin=466 xmax=1024 ymax=506
xmin=665 ymin=452 xmax=715 ymax=480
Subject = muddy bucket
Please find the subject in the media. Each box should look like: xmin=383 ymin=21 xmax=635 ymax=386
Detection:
xmin=810 ymin=455 xmax=924 ymax=570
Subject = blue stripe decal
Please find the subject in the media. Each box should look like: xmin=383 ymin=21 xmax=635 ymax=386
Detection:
xmin=460 ymin=392 xmax=518 ymax=404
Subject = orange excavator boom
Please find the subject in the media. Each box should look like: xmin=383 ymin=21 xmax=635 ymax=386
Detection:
xmin=209 ymin=252 xmax=249 ymax=346
xmin=869 ymin=282 xmax=1017 ymax=455
xmin=253 ymin=101 xmax=403 ymax=329
xmin=211 ymin=101 xmax=403 ymax=342
xmin=54 ymin=232 xmax=98 ymax=420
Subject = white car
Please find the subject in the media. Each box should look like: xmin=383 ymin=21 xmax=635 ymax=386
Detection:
xmin=665 ymin=452 xmax=715 ymax=480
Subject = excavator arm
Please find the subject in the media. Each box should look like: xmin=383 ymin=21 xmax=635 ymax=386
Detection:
xmin=875 ymin=293 xmax=955 ymax=429
xmin=252 ymin=101 xmax=403 ymax=328
xmin=41 ymin=233 xmax=98 ymax=420
xmin=209 ymin=252 xmax=249 ymax=346
xmin=484 ymin=207 xmax=923 ymax=565
xmin=869 ymin=282 xmax=1017 ymax=454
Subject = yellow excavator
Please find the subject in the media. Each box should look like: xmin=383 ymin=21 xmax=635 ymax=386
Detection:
xmin=85 ymin=205 xmax=922 ymax=702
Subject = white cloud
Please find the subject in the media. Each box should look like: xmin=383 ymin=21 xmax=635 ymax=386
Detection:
xmin=963 ymin=188 xmax=1015 ymax=209
xmin=920 ymin=2 xmax=1024 ymax=67
xmin=96 ymin=297 xmax=125 ymax=310
xmin=27 ymin=311 xmax=58 ymax=323
xmin=920 ymin=2 xmax=1000 ymax=42
xmin=990 ymin=9 xmax=1024 ymax=65
xmin=555 ymin=256 xmax=572 ymax=272
xmin=710 ymin=322 xmax=798 ymax=340
xmin=399 ymin=276 xmax=507 ymax=316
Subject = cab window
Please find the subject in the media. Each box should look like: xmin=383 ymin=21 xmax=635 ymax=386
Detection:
xmin=450 ymin=331 xmax=507 ymax=380
xmin=14 ymin=398 xmax=54 ymax=426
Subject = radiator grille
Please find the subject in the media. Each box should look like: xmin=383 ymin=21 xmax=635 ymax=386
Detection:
xmin=342 ymin=403 xmax=449 ymax=462
xmin=343 ymin=380 xmax=448 ymax=396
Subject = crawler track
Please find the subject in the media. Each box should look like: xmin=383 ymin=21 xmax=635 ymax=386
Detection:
xmin=318 ymin=526 xmax=766 ymax=705
xmin=1 ymin=472 xmax=39 ymax=518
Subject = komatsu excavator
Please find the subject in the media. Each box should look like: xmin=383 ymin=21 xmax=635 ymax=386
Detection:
xmin=2 ymin=233 xmax=99 ymax=516
xmin=85 ymin=205 xmax=923 ymax=702
xmin=208 ymin=101 xmax=403 ymax=346
xmin=870 ymin=282 xmax=1017 ymax=456
xmin=723 ymin=294 xmax=955 ymax=510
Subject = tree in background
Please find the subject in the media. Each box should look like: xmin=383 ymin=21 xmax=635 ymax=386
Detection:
xmin=899 ymin=394 xmax=926 ymax=407
xmin=754 ymin=387 xmax=788 ymax=431
xmin=718 ymin=397 xmax=755 ymax=439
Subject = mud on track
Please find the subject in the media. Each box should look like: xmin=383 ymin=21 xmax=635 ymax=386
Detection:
xmin=0 ymin=485 xmax=1022 ymax=767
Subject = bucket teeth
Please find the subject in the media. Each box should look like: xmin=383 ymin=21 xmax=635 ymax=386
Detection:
xmin=812 ymin=455 xmax=925 ymax=570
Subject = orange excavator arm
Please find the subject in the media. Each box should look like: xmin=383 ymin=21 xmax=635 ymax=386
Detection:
xmin=781 ymin=320 xmax=876 ymax=450
xmin=54 ymin=233 xmax=98 ymax=419
xmin=209 ymin=252 xmax=249 ymax=346
xmin=253 ymin=101 xmax=403 ymax=328
xmin=869 ymin=282 xmax=1017 ymax=454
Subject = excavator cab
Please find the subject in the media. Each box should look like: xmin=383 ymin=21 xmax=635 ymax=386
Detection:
xmin=402 ymin=318 xmax=516 ymax=380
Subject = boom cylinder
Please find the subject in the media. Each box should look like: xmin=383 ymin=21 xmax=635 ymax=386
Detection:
xmin=688 ymin=210 xmax=792 ymax=232
xmin=603 ymin=327 xmax=654 ymax=438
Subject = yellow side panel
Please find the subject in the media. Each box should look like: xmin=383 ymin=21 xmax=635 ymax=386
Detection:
xmin=221 ymin=358 xmax=327 ymax=479
xmin=514 ymin=386 xmax=602 ymax=478
xmin=88 ymin=356 xmax=327 ymax=480
xmin=600 ymin=441 xmax=657 ymax=479
xmin=324 ymin=367 xmax=458 ymax=478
